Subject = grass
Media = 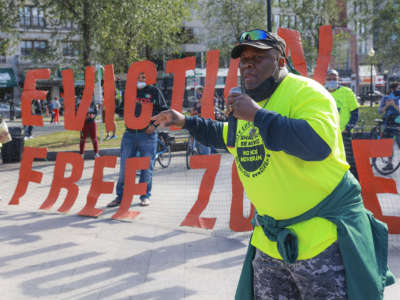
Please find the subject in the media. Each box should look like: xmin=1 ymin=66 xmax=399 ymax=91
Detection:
xmin=25 ymin=117 xmax=127 ymax=152
xmin=24 ymin=106 xmax=381 ymax=152
xmin=358 ymin=104 xmax=381 ymax=132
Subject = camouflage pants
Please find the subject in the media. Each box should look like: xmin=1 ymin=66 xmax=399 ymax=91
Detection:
xmin=252 ymin=242 xmax=347 ymax=300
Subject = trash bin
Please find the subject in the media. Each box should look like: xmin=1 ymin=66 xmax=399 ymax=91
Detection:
xmin=1 ymin=126 xmax=24 ymax=163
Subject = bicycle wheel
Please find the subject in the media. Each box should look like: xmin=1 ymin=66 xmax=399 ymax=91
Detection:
xmin=157 ymin=135 xmax=172 ymax=168
xmin=370 ymin=127 xmax=400 ymax=175
xmin=186 ymin=136 xmax=196 ymax=169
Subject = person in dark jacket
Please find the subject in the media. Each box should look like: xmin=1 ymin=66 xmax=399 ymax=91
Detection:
xmin=80 ymin=102 xmax=99 ymax=158
xmin=24 ymin=100 xmax=42 ymax=140
xmin=107 ymin=72 xmax=168 ymax=207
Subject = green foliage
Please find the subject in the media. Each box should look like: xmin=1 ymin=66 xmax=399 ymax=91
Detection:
xmin=286 ymin=0 xmax=341 ymax=72
xmin=373 ymin=1 xmax=400 ymax=73
xmin=0 ymin=0 xmax=26 ymax=54
xmin=199 ymin=0 xmax=268 ymax=67
xmin=32 ymin=0 xmax=195 ymax=72
xmin=96 ymin=0 xmax=195 ymax=73
xmin=358 ymin=105 xmax=380 ymax=131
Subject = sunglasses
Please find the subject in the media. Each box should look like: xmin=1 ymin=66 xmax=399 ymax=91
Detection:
xmin=239 ymin=29 xmax=277 ymax=42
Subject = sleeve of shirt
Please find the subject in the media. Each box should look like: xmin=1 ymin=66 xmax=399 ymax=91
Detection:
xmin=346 ymin=88 xmax=359 ymax=111
xmin=346 ymin=108 xmax=359 ymax=131
xmin=378 ymin=97 xmax=387 ymax=114
xmin=183 ymin=116 xmax=226 ymax=149
xmin=253 ymin=109 xmax=331 ymax=161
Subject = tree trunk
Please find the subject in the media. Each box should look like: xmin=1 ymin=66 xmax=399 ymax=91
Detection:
xmin=81 ymin=0 xmax=91 ymax=66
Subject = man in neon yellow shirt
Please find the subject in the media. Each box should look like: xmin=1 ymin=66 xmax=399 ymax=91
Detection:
xmin=326 ymin=69 xmax=360 ymax=178
xmin=152 ymin=29 xmax=393 ymax=299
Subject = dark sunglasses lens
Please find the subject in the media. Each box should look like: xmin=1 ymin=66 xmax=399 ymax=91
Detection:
xmin=240 ymin=30 xmax=268 ymax=41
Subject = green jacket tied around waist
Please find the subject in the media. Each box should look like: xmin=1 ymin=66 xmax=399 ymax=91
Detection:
xmin=235 ymin=171 xmax=395 ymax=300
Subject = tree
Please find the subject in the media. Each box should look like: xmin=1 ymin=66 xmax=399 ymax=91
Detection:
xmin=0 ymin=0 xmax=26 ymax=55
xmin=283 ymin=0 xmax=342 ymax=72
xmin=373 ymin=0 xmax=400 ymax=74
xmin=35 ymin=0 xmax=195 ymax=72
xmin=37 ymin=0 xmax=105 ymax=67
xmin=95 ymin=0 xmax=195 ymax=73
xmin=200 ymin=0 xmax=268 ymax=67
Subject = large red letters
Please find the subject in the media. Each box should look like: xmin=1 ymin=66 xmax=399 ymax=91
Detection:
xmin=112 ymin=157 xmax=149 ymax=220
xmin=21 ymin=69 xmax=50 ymax=127
xmin=180 ymin=154 xmax=220 ymax=229
xmin=78 ymin=156 xmax=117 ymax=217
xmin=12 ymin=26 xmax=399 ymax=233
xmin=9 ymin=147 xmax=48 ymax=205
xmin=103 ymin=65 xmax=117 ymax=133
xmin=166 ymin=57 xmax=196 ymax=130
xmin=40 ymin=152 xmax=84 ymax=212
xmin=62 ymin=67 xmax=95 ymax=131
xmin=124 ymin=61 xmax=156 ymax=130
xmin=352 ymin=139 xmax=400 ymax=233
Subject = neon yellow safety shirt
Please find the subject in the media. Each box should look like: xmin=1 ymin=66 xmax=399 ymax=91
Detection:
xmin=223 ymin=73 xmax=349 ymax=260
xmin=331 ymin=86 xmax=359 ymax=132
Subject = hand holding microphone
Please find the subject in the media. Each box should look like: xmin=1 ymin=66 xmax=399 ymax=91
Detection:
xmin=226 ymin=87 xmax=265 ymax=147
xmin=227 ymin=87 xmax=241 ymax=147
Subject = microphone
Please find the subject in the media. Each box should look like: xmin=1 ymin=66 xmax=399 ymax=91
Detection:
xmin=227 ymin=87 xmax=241 ymax=148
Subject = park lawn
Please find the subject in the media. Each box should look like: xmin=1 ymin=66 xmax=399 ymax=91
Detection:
xmin=358 ymin=105 xmax=381 ymax=131
xmin=25 ymin=119 xmax=126 ymax=152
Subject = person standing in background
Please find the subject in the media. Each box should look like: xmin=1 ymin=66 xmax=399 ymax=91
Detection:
xmin=53 ymin=97 xmax=61 ymax=123
xmin=107 ymin=72 xmax=168 ymax=208
xmin=325 ymin=69 xmax=360 ymax=179
xmin=24 ymin=100 xmax=42 ymax=140
xmin=79 ymin=102 xmax=100 ymax=159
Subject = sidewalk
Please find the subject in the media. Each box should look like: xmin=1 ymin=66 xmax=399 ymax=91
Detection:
xmin=0 ymin=153 xmax=399 ymax=299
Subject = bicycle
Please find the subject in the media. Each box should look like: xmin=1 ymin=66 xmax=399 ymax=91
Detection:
xmin=369 ymin=118 xmax=400 ymax=175
xmin=185 ymin=135 xmax=198 ymax=169
xmin=155 ymin=131 xmax=174 ymax=168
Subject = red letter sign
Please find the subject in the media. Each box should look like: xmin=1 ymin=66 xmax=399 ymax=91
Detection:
xmin=40 ymin=152 xmax=84 ymax=212
xmin=9 ymin=147 xmax=48 ymax=205
xmin=62 ymin=66 xmax=95 ymax=131
xmin=180 ymin=154 xmax=221 ymax=229
xmin=21 ymin=69 xmax=50 ymax=126
xmin=166 ymin=56 xmax=196 ymax=130
xmin=103 ymin=64 xmax=116 ymax=133
xmin=124 ymin=60 xmax=157 ymax=130
xmin=112 ymin=157 xmax=149 ymax=220
xmin=78 ymin=156 xmax=117 ymax=217
xmin=353 ymin=139 xmax=400 ymax=233
xmin=230 ymin=161 xmax=255 ymax=232
xmin=200 ymin=50 xmax=219 ymax=120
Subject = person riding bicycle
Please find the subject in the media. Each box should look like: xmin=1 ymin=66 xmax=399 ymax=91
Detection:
xmin=378 ymin=82 xmax=400 ymax=170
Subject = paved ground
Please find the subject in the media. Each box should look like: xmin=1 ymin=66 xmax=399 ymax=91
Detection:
xmin=0 ymin=148 xmax=399 ymax=299
xmin=5 ymin=119 xmax=66 ymax=138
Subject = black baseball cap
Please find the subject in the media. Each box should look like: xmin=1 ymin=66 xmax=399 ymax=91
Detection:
xmin=231 ymin=29 xmax=286 ymax=59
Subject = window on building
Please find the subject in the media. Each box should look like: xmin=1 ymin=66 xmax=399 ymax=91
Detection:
xmin=19 ymin=6 xmax=45 ymax=28
xmin=283 ymin=15 xmax=290 ymax=28
xmin=273 ymin=14 xmax=280 ymax=30
xmin=62 ymin=42 xmax=80 ymax=57
xmin=179 ymin=27 xmax=196 ymax=44
xmin=21 ymin=40 xmax=48 ymax=56
xmin=290 ymin=15 xmax=296 ymax=28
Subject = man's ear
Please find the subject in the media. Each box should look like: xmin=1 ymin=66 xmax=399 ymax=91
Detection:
xmin=278 ymin=56 xmax=286 ymax=68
